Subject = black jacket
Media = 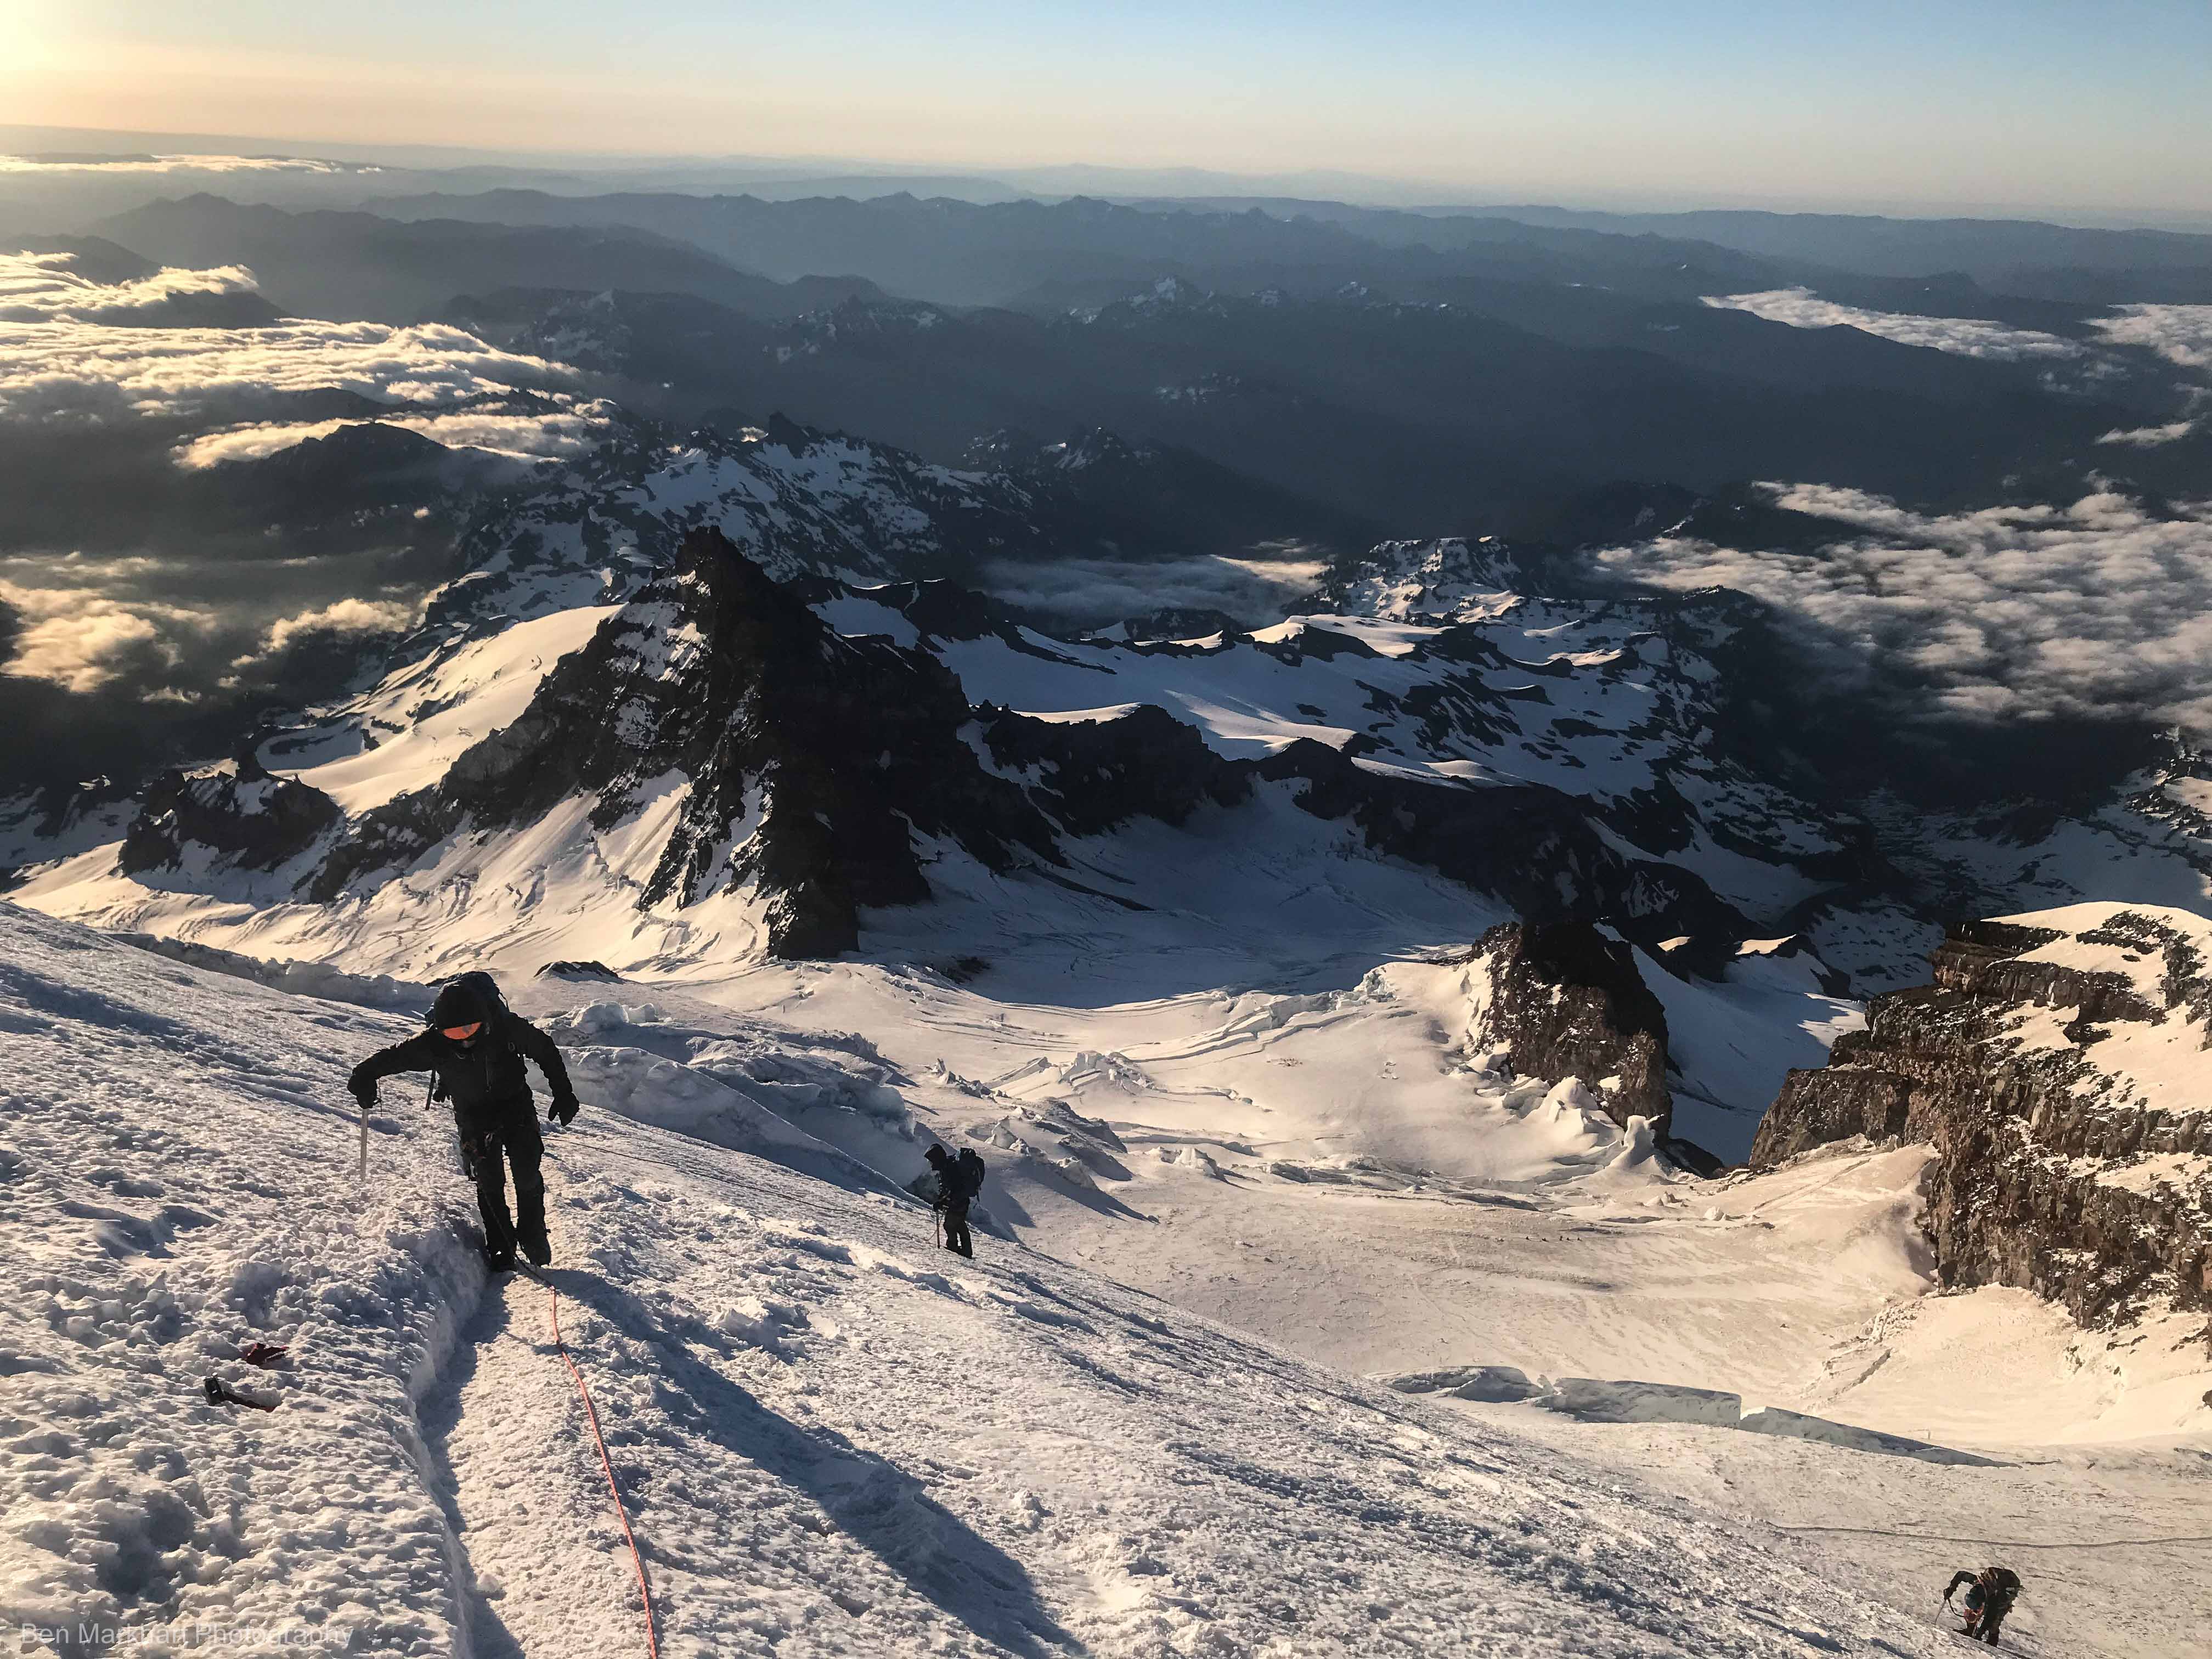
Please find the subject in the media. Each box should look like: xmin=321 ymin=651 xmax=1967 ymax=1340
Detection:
xmin=1946 ymin=1570 xmax=2019 ymax=1615
xmin=351 ymin=1008 xmax=576 ymax=1119
xmin=925 ymin=1149 xmax=985 ymax=1206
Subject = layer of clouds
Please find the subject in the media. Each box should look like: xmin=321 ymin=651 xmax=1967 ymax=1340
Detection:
xmin=0 ymin=249 xmax=594 ymax=454
xmin=0 ymin=251 xmax=263 ymax=324
xmin=255 ymin=596 xmax=419 ymax=658
xmin=1589 ymin=484 xmax=2212 ymax=728
xmin=175 ymin=405 xmax=617 ymax=469
xmin=1700 ymin=289 xmax=2084 ymax=360
xmin=2096 ymin=419 xmax=2197 ymax=447
xmin=0 ymin=154 xmax=362 ymax=175
xmin=2090 ymin=304 xmax=2212 ymax=370
xmin=0 ymin=576 xmax=216 ymax=693
xmin=0 ymin=314 xmax=584 ymax=422
xmin=0 ymin=543 xmax=439 ymax=709
xmin=982 ymin=548 xmax=1330 ymax=628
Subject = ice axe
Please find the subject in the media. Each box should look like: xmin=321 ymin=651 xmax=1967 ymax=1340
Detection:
xmin=203 ymin=1375 xmax=276 ymax=1412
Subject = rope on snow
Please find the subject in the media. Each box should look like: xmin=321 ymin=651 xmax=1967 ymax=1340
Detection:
xmin=548 ymin=1279 xmax=662 ymax=1658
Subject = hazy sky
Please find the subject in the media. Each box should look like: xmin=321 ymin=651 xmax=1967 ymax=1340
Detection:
xmin=8 ymin=1 xmax=2210 ymax=212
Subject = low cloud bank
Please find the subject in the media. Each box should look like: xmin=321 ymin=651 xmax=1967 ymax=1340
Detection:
xmin=0 ymin=577 xmax=215 ymax=693
xmin=0 ymin=551 xmax=426 ymax=701
xmin=174 ymin=405 xmax=616 ymax=469
xmin=0 ymin=313 xmax=583 ymax=423
xmin=255 ymin=596 xmax=419 ymax=658
xmin=0 ymin=251 xmax=263 ymax=324
xmin=1700 ymin=289 xmax=2083 ymax=361
xmin=982 ymin=548 xmax=1330 ymax=627
xmin=2091 ymin=304 xmax=2212 ymax=370
xmin=1589 ymin=483 xmax=2212 ymax=729
xmin=0 ymin=154 xmax=361 ymax=176
xmin=0 ymin=249 xmax=597 ymax=455
xmin=2096 ymin=420 xmax=2197 ymax=447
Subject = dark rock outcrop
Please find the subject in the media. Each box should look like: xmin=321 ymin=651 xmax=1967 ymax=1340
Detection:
xmin=1752 ymin=907 xmax=2212 ymax=1326
xmin=1467 ymin=920 xmax=1672 ymax=1136
xmin=1252 ymin=741 xmax=1741 ymax=959
xmin=312 ymin=526 xmax=1065 ymax=956
xmin=978 ymin=705 xmax=1249 ymax=835
xmin=539 ymin=960 xmax=622 ymax=982
xmin=119 ymin=757 xmax=341 ymax=876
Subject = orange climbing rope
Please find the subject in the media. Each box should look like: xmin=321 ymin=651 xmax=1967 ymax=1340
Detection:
xmin=548 ymin=1280 xmax=662 ymax=1658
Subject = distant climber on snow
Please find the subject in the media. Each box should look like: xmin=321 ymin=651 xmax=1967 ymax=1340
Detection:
xmin=921 ymin=1143 xmax=985 ymax=1259
xmin=1943 ymin=1565 xmax=2021 ymax=1645
xmin=351 ymin=971 xmax=579 ymax=1273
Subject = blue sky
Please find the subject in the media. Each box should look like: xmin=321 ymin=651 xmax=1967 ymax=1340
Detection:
xmin=10 ymin=1 xmax=2209 ymax=213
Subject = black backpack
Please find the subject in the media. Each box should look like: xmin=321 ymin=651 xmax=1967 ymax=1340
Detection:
xmin=439 ymin=970 xmax=511 ymax=1022
xmin=955 ymin=1147 xmax=986 ymax=1199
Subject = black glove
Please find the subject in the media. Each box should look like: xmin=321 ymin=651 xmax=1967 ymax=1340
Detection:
xmin=548 ymin=1095 xmax=578 ymax=1127
xmin=351 ymin=1081 xmax=376 ymax=1109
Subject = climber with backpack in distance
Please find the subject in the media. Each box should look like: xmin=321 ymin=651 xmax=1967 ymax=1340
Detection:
xmin=921 ymin=1142 xmax=986 ymax=1258
xmin=351 ymin=971 xmax=579 ymax=1273
xmin=1942 ymin=1565 xmax=2022 ymax=1645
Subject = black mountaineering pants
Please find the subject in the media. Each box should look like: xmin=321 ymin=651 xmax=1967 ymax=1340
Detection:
xmin=460 ymin=1096 xmax=546 ymax=1261
xmin=942 ymin=1195 xmax=974 ymax=1258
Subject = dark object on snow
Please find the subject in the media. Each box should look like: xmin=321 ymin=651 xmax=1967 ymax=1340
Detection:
xmin=239 ymin=1342 xmax=287 ymax=1369
xmin=538 ymin=960 xmax=623 ymax=981
xmin=349 ymin=972 xmax=575 ymax=1268
xmin=202 ymin=1375 xmax=275 ymax=1412
xmin=923 ymin=1144 xmax=986 ymax=1258
xmin=1944 ymin=1566 xmax=2021 ymax=1645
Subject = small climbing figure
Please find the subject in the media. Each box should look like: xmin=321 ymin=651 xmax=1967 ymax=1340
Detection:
xmin=922 ymin=1143 xmax=986 ymax=1259
xmin=351 ymin=972 xmax=579 ymax=1273
xmin=1943 ymin=1565 xmax=2022 ymax=1645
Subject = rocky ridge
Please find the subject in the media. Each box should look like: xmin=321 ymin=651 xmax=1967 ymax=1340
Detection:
xmin=294 ymin=532 xmax=1757 ymax=957
xmin=1752 ymin=904 xmax=2212 ymax=1325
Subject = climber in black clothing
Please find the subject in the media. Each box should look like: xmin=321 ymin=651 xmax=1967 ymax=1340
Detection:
xmin=351 ymin=976 xmax=579 ymax=1272
xmin=923 ymin=1143 xmax=985 ymax=1259
xmin=1944 ymin=1566 xmax=2022 ymax=1645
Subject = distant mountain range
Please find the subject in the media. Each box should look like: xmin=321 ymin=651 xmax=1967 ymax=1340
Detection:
xmin=94 ymin=196 xmax=890 ymax=322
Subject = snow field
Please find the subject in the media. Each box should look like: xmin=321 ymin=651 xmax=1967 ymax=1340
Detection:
xmin=1 ymin=902 xmax=1984 ymax=1657
xmin=0 ymin=902 xmax=488 ymax=1654
xmin=658 ymin=951 xmax=2211 ymax=1656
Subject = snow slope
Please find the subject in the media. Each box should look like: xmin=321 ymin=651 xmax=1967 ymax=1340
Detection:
xmin=646 ymin=948 xmax=2212 ymax=1659
xmin=2 ymin=901 xmax=1990 ymax=1658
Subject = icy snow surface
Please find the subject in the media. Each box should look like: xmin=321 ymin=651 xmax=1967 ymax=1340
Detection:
xmin=0 ymin=901 xmax=2033 ymax=1658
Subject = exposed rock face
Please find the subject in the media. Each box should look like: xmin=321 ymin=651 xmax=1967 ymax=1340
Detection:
xmin=1468 ymin=921 xmax=1672 ymax=1136
xmin=1752 ymin=905 xmax=2212 ymax=1325
xmin=119 ymin=758 xmax=340 ymax=877
xmin=313 ymin=527 xmax=1065 ymax=956
xmin=1255 ymin=742 xmax=1738 ymax=959
xmin=978 ymin=705 xmax=1249 ymax=835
